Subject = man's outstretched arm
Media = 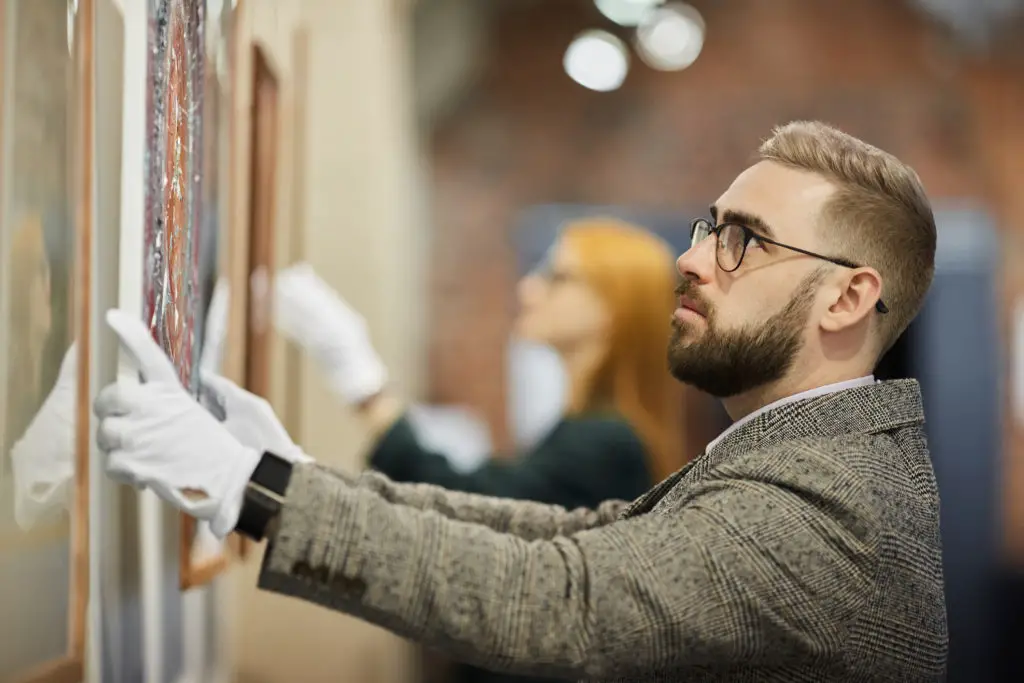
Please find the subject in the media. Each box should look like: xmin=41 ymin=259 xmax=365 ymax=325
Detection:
xmin=258 ymin=457 xmax=879 ymax=680
xmin=306 ymin=462 xmax=627 ymax=541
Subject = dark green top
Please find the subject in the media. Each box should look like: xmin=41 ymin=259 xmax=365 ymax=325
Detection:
xmin=370 ymin=412 xmax=654 ymax=683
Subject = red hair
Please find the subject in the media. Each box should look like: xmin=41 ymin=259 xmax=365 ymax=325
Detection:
xmin=562 ymin=218 xmax=683 ymax=481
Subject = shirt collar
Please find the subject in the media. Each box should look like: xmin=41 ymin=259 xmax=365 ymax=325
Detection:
xmin=706 ymin=375 xmax=877 ymax=454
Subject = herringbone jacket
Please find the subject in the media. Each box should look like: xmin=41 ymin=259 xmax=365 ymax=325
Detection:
xmin=259 ymin=379 xmax=948 ymax=681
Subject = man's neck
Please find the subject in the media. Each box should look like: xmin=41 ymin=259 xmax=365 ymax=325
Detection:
xmin=721 ymin=366 xmax=872 ymax=422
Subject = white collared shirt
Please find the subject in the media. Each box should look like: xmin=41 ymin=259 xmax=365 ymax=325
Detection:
xmin=706 ymin=375 xmax=877 ymax=454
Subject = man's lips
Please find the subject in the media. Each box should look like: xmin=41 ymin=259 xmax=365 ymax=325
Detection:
xmin=677 ymin=295 xmax=707 ymax=317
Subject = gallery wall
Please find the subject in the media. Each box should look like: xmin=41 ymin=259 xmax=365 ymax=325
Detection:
xmin=223 ymin=2 xmax=431 ymax=682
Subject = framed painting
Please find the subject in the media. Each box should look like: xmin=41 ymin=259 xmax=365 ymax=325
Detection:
xmin=142 ymin=0 xmax=204 ymax=397
xmin=244 ymin=44 xmax=280 ymax=407
xmin=138 ymin=0 xmax=234 ymax=591
xmin=177 ymin=0 xmax=240 ymax=588
xmin=218 ymin=37 xmax=281 ymax=563
xmin=0 ymin=0 xmax=93 ymax=681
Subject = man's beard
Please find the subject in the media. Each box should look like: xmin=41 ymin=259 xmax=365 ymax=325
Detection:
xmin=667 ymin=271 xmax=823 ymax=398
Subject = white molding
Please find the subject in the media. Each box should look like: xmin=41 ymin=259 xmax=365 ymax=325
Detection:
xmin=117 ymin=0 xmax=165 ymax=682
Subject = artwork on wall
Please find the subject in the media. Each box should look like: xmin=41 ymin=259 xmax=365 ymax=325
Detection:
xmin=139 ymin=0 xmax=243 ymax=590
xmin=244 ymin=44 xmax=279 ymax=402
xmin=226 ymin=41 xmax=280 ymax=562
xmin=0 ymin=0 xmax=93 ymax=680
xmin=143 ymin=0 xmax=204 ymax=397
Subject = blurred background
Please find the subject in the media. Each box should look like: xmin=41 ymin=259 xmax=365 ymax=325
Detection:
xmin=2 ymin=0 xmax=1024 ymax=682
xmin=206 ymin=1 xmax=1024 ymax=680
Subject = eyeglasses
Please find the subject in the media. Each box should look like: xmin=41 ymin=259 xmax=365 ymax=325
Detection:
xmin=531 ymin=259 xmax=579 ymax=287
xmin=689 ymin=217 xmax=889 ymax=314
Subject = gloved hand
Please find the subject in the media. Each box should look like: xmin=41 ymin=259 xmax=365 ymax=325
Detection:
xmin=274 ymin=263 xmax=387 ymax=404
xmin=193 ymin=275 xmax=312 ymax=465
xmin=199 ymin=371 xmax=313 ymax=465
xmin=94 ymin=309 xmax=259 ymax=538
xmin=9 ymin=343 xmax=78 ymax=530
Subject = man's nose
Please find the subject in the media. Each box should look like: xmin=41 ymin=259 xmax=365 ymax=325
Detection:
xmin=676 ymin=236 xmax=716 ymax=283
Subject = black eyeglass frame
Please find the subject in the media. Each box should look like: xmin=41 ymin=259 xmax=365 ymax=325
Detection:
xmin=690 ymin=217 xmax=889 ymax=315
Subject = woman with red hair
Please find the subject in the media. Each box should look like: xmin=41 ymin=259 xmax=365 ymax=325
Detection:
xmin=274 ymin=218 xmax=686 ymax=520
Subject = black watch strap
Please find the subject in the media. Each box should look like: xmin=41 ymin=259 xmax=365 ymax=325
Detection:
xmin=235 ymin=451 xmax=294 ymax=541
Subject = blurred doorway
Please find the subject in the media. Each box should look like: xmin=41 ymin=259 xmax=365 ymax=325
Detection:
xmin=911 ymin=206 xmax=1001 ymax=683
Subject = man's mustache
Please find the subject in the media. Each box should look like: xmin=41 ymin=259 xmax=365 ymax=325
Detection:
xmin=674 ymin=280 xmax=712 ymax=317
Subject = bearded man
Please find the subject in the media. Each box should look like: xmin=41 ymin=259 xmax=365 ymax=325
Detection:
xmin=94 ymin=121 xmax=948 ymax=682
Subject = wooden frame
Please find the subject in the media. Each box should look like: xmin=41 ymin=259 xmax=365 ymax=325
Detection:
xmin=245 ymin=44 xmax=280 ymax=400
xmin=0 ymin=0 xmax=92 ymax=680
xmin=232 ymin=42 xmax=281 ymax=562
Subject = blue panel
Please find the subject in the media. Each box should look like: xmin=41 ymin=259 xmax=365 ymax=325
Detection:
xmin=512 ymin=203 xmax=699 ymax=275
xmin=914 ymin=207 xmax=1002 ymax=682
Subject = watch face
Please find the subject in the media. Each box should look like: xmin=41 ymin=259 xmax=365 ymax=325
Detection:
xmin=237 ymin=452 xmax=293 ymax=540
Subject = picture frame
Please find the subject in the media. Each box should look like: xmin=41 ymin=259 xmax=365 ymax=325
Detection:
xmin=0 ymin=0 xmax=93 ymax=680
xmin=138 ymin=0 xmax=238 ymax=592
xmin=228 ymin=40 xmax=281 ymax=563
xmin=244 ymin=43 xmax=280 ymax=400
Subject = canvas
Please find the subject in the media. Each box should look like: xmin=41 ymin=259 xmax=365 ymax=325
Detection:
xmin=143 ymin=0 xmax=204 ymax=397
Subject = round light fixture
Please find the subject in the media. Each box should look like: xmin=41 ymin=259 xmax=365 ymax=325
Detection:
xmin=563 ymin=30 xmax=630 ymax=92
xmin=635 ymin=2 xmax=705 ymax=71
xmin=594 ymin=0 xmax=664 ymax=27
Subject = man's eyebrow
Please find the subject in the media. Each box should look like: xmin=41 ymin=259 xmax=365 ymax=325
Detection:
xmin=711 ymin=205 xmax=776 ymax=239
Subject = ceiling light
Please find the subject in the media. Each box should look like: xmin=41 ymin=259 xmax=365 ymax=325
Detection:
xmin=594 ymin=0 xmax=665 ymax=27
xmin=563 ymin=30 xmax=630 ymax=92
xmin=635 ymin=2 xmax=705 ymax=71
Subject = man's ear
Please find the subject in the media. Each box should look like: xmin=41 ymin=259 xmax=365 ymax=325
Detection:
xmin=820 ymin=268 xmax=883 ymax=333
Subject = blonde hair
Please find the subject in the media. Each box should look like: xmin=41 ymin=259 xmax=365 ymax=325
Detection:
xmin=757 ymin=121 xmax=936 ymax=354
xmin=561 ymin=218 xmax=683 ymax=481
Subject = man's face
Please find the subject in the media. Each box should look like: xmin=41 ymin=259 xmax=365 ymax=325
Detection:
xmin=667 ymin=161 xmax=836 ymax=398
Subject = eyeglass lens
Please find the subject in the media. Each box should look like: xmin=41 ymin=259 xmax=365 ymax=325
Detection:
xmin=690 ymin=219 xmax=745 ymax=272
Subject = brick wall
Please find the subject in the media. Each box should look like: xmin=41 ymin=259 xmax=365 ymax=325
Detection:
xmin=425 ymin=0 xmax=1024 ymax=548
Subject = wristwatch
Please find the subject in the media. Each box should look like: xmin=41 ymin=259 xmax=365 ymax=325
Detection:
xmin=234 ymin=451 xmax=294 ymax=541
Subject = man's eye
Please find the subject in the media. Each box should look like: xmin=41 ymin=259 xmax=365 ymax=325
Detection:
xmin=747 ymin=236 xmax=765 ymax=250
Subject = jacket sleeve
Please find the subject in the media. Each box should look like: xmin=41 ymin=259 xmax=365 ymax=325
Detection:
xmin=307 ymin=462 xmax=628 ymax=541
xmin=369 ymin=415 xmax=648 ymax=506
xmin=258 ymin=451 xmax=881 ymax=680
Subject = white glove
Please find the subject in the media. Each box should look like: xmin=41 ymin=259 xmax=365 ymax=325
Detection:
xmin=9 ymin=343 xmax=77 ymax=530
xmin=274 ymin=263 xmax=387 ymax=404
xmin=94 ymin=309 xmax=259 ymax=538
xmin=194 ymin=276 xmax=311 ymax=464
xmin=199 ymin=371 xmax=312 ymax=465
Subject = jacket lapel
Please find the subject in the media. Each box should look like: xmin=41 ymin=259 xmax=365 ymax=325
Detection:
xmin=619 ymin=460 xmax=697 ymax=518
xmin=620 ymin=379 xmax=926 ymax=519
xmin=710 ymin=378 xmax=925 ymax=466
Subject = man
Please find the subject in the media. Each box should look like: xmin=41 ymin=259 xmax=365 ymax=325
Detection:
xmin=94 ymin=121 xmax=948 ymax=681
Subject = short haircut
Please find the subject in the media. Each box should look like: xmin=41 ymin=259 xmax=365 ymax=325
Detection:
xmin=758 ymin=121 xmax=936 ymax=354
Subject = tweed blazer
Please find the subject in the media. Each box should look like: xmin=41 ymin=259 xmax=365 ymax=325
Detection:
xmin=258 ymin=379 xmax=948 ymax=682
